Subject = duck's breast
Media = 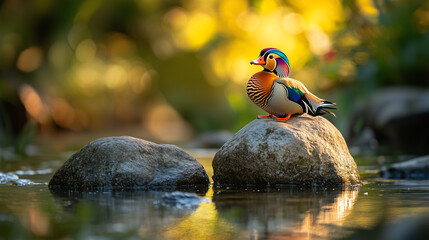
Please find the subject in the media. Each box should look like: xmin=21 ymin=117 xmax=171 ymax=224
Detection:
xmin=247 ymin=72 xmax=276 ymax=107
xmin=264 ymin=82 xmax=303 ymax=116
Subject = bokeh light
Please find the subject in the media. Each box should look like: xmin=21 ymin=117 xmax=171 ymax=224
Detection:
xmin=1 ymin=0 xmax=428 ymax=146
xmin=16 ymin=47 xmax=43 ymax=73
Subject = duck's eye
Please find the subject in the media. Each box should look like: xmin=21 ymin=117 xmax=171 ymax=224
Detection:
xmin=269 ymin=55 xmax=274 ymax=59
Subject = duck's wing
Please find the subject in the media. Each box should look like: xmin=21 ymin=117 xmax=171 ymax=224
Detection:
xmin=274 ymin=77 xmax=337 ymax=116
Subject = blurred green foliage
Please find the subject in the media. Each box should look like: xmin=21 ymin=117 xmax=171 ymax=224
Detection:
xmin=319 ymin=0 xmax=429 ymax=135
xmin=0 ymin=0 xmax=428 ymax=147
xmin=330 ymin=0 xmax=429 ymax=89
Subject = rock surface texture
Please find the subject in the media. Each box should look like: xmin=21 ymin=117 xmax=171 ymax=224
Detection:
xmin=212 ymin=115 xmax=360 ymax=186
xmin=49 ymin=136 xmax=209 ymax=190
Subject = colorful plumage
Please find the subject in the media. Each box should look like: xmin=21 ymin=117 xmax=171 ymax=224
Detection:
xmin=247 ymin=48 xmax=336 ymax=121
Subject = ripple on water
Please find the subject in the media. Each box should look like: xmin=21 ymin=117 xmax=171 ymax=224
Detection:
xmin=14 ymin=169 xmax=53 ymax=176
xmin=0 ymin=170 xmax=49 ymax=186
xmin=153 ymin=191 xmax=210 ymax=210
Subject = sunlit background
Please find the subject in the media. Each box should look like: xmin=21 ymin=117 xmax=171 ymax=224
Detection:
xmin=1 ymin=0 xmax=429 ymax=152
xmin=2 ymin=1 xmax=429 ymax=239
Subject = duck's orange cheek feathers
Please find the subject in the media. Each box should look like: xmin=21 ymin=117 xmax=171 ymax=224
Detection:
xmin=264 ymin=59 xmax=276 ymax=71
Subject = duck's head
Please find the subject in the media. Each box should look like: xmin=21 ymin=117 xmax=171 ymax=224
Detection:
xmin=250 ymin=48 xmax=290 ymax=77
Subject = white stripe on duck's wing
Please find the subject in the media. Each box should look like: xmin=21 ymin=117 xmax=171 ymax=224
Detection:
xmin=274 ymin=78 xmax=337 ymax=117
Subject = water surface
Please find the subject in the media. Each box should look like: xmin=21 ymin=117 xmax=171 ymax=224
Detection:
xmin=1 ymin=152 xmax=429 ymax=239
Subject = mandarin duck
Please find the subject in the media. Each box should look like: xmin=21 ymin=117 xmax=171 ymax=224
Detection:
xmin=247 ymin=48 xmax=336 ymax=121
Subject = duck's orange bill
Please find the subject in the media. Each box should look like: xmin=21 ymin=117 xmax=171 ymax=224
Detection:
xmin=250 ymin=56 xmax=265 ymax=65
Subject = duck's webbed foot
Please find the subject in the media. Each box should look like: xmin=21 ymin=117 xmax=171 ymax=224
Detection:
xmin=274 ymin=113 xmax=291 ymax=121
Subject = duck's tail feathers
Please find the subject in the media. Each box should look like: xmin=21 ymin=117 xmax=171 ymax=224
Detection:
xmin=315 ymin=102 xmax=337 ymax=117
xmin=299 ymin=94 xmax=337 ymax=117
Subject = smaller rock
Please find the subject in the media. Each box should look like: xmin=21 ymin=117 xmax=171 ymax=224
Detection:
xmin=381 ymin=155 xmax=429 ymax=180
xmin=49 ymin=136 xmax=210 ymax=190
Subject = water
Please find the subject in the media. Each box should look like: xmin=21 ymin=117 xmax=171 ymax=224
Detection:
xmin=1 ymin=152 xmax=429 ymax=239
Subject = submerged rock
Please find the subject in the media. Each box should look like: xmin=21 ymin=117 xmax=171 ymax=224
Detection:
xmin=380 ymin=214 xmax=429 ymax=240
xmin=212 ymin=115 xmax=360 ymax=186
xmin=381 ymin=155 xmax=429 ymax=180
xmin=49 ymin=136 xmax=210 ymax=190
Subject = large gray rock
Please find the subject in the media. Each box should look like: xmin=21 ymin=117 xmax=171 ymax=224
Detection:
xmin=212 ymin=115 xmax=360 ymax=186
xmin=49 ymin=136 xmax=210 ymax=190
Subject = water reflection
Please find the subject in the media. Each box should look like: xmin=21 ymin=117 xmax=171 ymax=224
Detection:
xmin=50 ymin=189 xmax=209 ymax=239
xmin=164 ymin=187 xmax=237 ymax=239
xmin=4 ymin=161 xmax=429 ymax=239
xmin=48 ymin=186 xmax=359 ymax=239
xmin=210 ymin=187 xmax=360 ymax=239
